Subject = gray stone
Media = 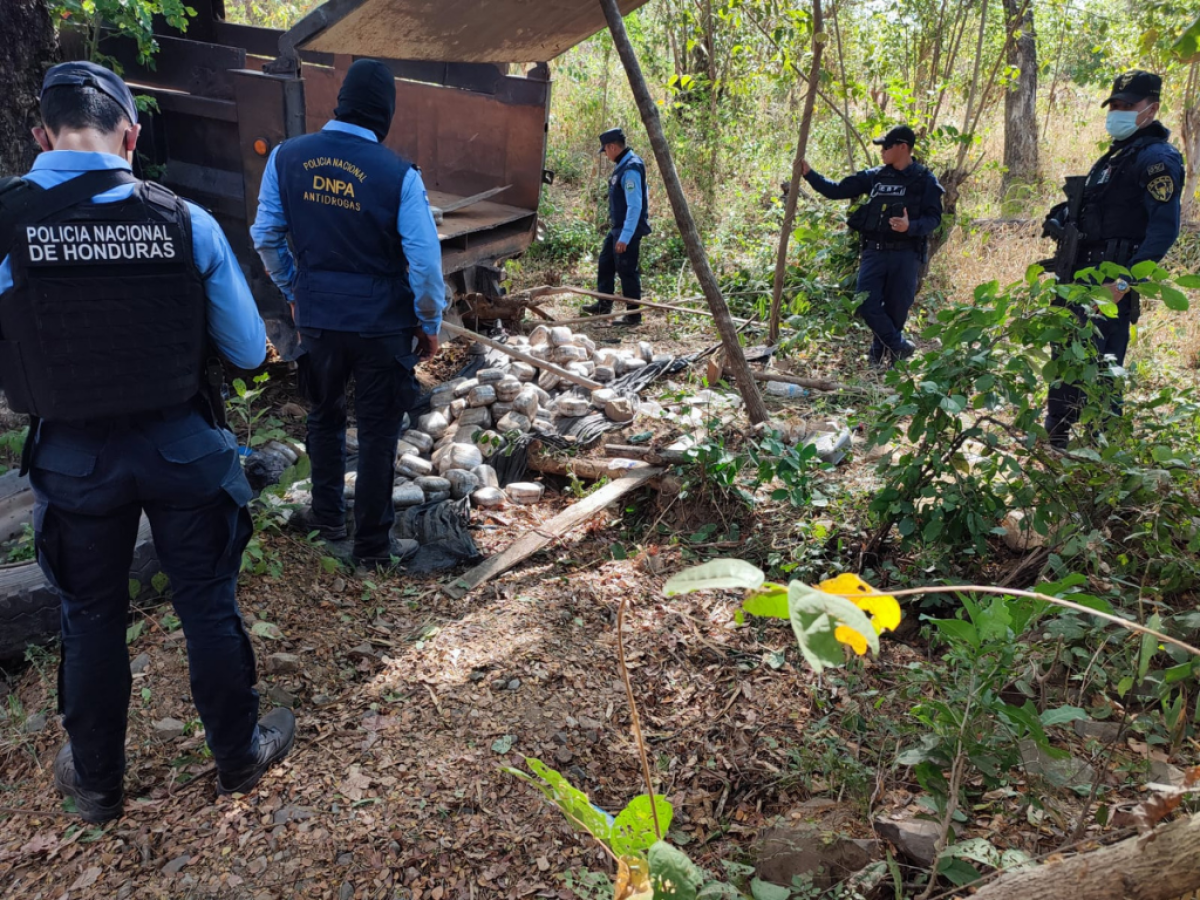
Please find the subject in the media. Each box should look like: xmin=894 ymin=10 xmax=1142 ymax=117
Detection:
xmin=757 ymin=827 xmax=881 ymax=891
xmin=1150 ymin=759 xmax=1188 ymax=787
xmin=266 ymin=653 xmax=302 ymax=675
xmin=873 ymin=819 xmax=949 ymax=868
xmin=152 ymin=717 xmax=186 ymax=740
xmin=507 ymin=678 xmax=521 ymax=691
xmin=1073 ymin=718 xmax=1122 ymax=744
xmin=162 ymin=854 xmax=190 ymax=875
xmin=267 ymin=685 xmax=298 ymax=708
xmin=273 ymin=805 xmax=316 ymax=825
xmin=23 ymin=712 xmax=47 ymax=734
xmin=130 ymin=653 xmax=150 ymax=675
xmin=339 ymin=882 xmax=354 ymax=900
xmin=1019 ymin=739 xmax=1096 ymax=788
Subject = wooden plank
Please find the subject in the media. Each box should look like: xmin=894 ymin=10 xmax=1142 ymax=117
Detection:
xmin=443 ymin=467 xmax=662 ymax=599
xmin=440 ymin=322 xmax=602 ymax=391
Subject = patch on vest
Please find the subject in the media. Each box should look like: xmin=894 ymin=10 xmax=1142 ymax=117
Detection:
xmin=1146 ymin=161 xmax=1166 ymax=177
xmin=20 ymin=223 xmax=181 ymax=266
xmin=871 ymin=183 xmax=906 ymax=197
xmin=1147 ymin=174 xmax=1175 ymax=202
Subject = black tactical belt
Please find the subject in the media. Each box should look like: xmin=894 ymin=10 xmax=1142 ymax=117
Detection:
xmin=862 ymin=239 xmax=920 ymax=252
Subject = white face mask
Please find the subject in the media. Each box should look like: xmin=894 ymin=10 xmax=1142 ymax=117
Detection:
xmin=1105 ymin=110 xmax=1141 ymax=141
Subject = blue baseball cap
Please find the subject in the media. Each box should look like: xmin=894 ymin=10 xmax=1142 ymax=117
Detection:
xmin=41 ymin=60 xmax=139 ymax=125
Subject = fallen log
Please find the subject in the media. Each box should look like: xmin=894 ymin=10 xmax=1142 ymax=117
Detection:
xmin=443 ymin=467 xmax=663 ymax=599
xmin=441 ymin=321 xmax=602 ymax=391
xmin=967 ymin=812 xmax=1200 ymax=900
xmin=527 ymin=285 xmax=759 ymax=328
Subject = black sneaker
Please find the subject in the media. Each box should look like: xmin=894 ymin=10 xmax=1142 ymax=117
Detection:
xmin=582 ymin=301 xmax=613 ymax=316
xmin=353 ymin=538 xmax=420 ymax=570
xmin=217 ymin=708 xmax=297 ymax=796
xmin=286 ymin=505 xmax=348 ymax=542
xmin=54 ymin=744 xmax=124 ymax=824
xmin=615 ymin=313 xmax=643 ymax=326
xmin=895 ymin=339 xmax=917 ymax=360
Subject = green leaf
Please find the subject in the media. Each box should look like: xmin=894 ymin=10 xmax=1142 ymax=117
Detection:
xmin=505 ymin=758 xmax=614 ymax=847
xmin=648 ymin=841 xmax=705 ymax=900
xmin=611 ymin=794 xmax=674 ymax=857
xmin=788 ymin=582 xmax=878 ymax=674
xmin=125 ymin=620 xmax=145 ymax=645
xmin=696 ymin=884 xmax=745 ymax=899
xmin=1175 ymin=274 xmax=1200 ymax=289
xmin=750 ymin=878 xmax=790 ymax=900
xmin=1040 ymin=705 xmax=1088 ymax=728
xmin=491 ymin=735 xmax=515 ymax=754
xmin=128 ymin=579 xmax=142 ymax=600
xmin=663 ymin=559 xmax=765 ymax=596
xmin=1159 ymin=285 xmax=1190 ymax=311
xmin=1138 ymin=614 xmax=1162 ymax=682
xmin=931 ymin=618 xmax=980 ymax=650
xmin=250 ymin=621 xmax=284 ymax=640
xmin=741 ymin=586 xmax=789 ymax=620
xmin=150 ymin=571 xmax=171 ymax=594
xmin=937 ymin=857 xmax=982 ymax=886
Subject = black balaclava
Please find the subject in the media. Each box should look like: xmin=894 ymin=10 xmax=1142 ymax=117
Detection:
xmin=334 ymin=59 xmax=396 ymax=142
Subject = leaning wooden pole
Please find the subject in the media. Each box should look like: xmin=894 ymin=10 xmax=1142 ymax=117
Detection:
xmin=598 ymin=0 xmax=769 ymax=426
xmin=769 ymin=0 xmax=825 ymax=345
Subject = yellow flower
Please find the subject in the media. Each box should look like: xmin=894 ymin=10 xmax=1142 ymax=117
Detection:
xmin=817 ymin=573 xmax=902 ymax=655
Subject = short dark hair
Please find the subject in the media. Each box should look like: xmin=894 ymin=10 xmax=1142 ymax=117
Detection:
xmin=40 ymin=85 xmax=131 ymax=134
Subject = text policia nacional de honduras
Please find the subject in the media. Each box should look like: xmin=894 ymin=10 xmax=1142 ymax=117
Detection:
xmin=23 ymin=223 xmax=180 ymax=264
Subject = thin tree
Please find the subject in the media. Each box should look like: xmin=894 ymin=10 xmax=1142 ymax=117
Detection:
xmin=1000 ymin=0 xmax=1039 ymax=201
xmin=0 ymin=0 xmax=56 ymax=177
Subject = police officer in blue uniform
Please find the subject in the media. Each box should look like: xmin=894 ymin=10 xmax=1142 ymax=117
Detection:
xmin=0 ymin=62 xmax=293 ymax=823
xmin=801 ymin=125 xmax=944 ymax=366
xmin=252 ymin=59 xmax=445 ymax=567
xmin=583 ymin=128 xmax=651 ymax=325
xmin=1042 ymin=70 xmax=1183 ymax=448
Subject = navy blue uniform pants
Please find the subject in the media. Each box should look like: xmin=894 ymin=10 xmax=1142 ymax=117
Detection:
xmin=296 ymin=328 xmax=420 ymax=557
xmin=31 ymin=402 xmax=259 ymax=795
xmin=597 ymin=232 xmax=643 ymax=308
xmin=856 ymin=247 xmax=921 ymax=360
xmin=1045 ymin=296 xmax=1133 ymax=448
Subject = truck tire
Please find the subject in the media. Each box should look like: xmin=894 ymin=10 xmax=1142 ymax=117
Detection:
xmin=0 ymin=472 xmax=162 ymax=663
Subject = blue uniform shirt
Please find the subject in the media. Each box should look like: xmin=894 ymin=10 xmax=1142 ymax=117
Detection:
xmin=804 ymin=164 xmax=944 ymax=239
xmin=1126 ymin=138 xmax=1183 ymax=268
xmin=0 ymin=151 xmax=266 ymax=370
xmin=251 ymin=120 xmax=446 ymax=336
xmin=618 ymin=168 xmax=643 ymax=245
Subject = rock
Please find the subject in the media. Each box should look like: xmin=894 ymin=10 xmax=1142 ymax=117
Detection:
xmin=1019 ymin=738 xmax=1096 ymax=788
xmin=339 ymin=883 xmax=354 ymax=900
xmin=471 ymin=487 xmax=506 ymax=508
xmin=1073 ymin=718 xmax=1122 ymax=743
xmin=507 ymin=678 xmax=521 ymax=690
xmin=392 ymin=484 xmax=425 ymax=507
xmin=495 ymin=378 xmax=522 ymax=402
xmin=477 ymin=367 xmax=507 ymax=384
xmin=506 ymin=482 xmax=544 ymax=504
xmin=511 ymin=361 xmax=536 ymax=382
xmin=873 ymin=818 xmax=948 ymax=868
xmin=457 ymin=406 xmax=492 ymax=429
xmin=453 ymin=378 xmax=478 ymax=398
xmin=556 ymin=747 xmax=573 ymax=764
xmin=415 ymin=476 xmax=452 ymax=494
xmin=467 ymin=384 xmax=496 ymax=407
xmin=268 ymin=685 xmax=299 ymax=708
xmin=605 ymin=396 xmax=637 ymax=424
xmin=130 ymin=653 xmax=150 ymax=675
xmin=756 ymin=827 xmax=881 ymax=891
xmin=1150 ymin=759 xmax=1188 ymax=787
xmin=417 ymin=411 xmax=449 ymax=440
xmin=446 ymin=469 xmax=480 ymax=500
xmin=273 ymin=805 xmax=315 ymax=825
xmin=475 ymin=464 xmax=499 ymax=489
xmin=153 ymin=717 xmax=186 ymax=741
xmin=266 ymin=653 xmax=302 ymax=675
xmin=162 ymin=854 xmax=190 ymax=875
xmin=23 ymin=712 xmax=47 ymax=734
xmin=497 ymin=412 xmax=532 ymax=433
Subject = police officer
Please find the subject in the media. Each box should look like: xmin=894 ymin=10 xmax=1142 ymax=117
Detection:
xmin=582 ymin=128 xmax=651 ymax=325
xmin=801 ymin=125 xmax=944 ymax=366
xmin=1042 ymin=70 xmax=1183 ymax=448
xmin=0 ymin=62 xmax=293 ymax=823
xmin=252 ymin=59 xmax=445 ymax=567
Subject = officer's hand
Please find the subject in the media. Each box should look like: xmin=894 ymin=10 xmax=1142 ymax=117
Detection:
xmin=1106 ymin=282 xmax=1128 ymax=303
xmin=890 ymin=208 xmax=910 ymax=233
xmin=800 ymin=160 xmax=811 ymax=176
xmin=615 ymin=240 xmax=628 ymax=254
xmin=417 ymin=331 xmax=439 ymax=361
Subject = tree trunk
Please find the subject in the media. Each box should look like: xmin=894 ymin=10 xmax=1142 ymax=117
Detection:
xmin=1001 ymin=0 xmax=1039 ymax=200
xmin=598 ymin=0 xmax=769 ymax=426
xmin=0 ymin=0 xmax=56 ymax=178
xmin=1182 ymin=61 xmax=1199 ymax=228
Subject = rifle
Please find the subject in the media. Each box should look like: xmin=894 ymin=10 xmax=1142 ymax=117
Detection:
xmin=1049 ymin=175 xmax=1087 ymax=283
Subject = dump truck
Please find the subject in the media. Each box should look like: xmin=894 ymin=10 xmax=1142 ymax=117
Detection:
xmin=57 ymin=0 xmax=650 ymax=355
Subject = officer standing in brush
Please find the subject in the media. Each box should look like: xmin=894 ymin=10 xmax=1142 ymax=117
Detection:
xmin=1041 ymin=70 xmax=1183 ymax=448
xmin=0 ymin=62 xmax=292 ymax=823
xmin=582 ymin=127 xmax=651 ymax=326
xmin=252 ymin=59 xmax=445 ymax=567
xmin=800 ymin=125 xmax=944 ymax=367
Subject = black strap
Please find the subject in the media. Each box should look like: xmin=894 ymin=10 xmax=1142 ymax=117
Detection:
xmin=0 ymin=168 xmax=139 ymax=260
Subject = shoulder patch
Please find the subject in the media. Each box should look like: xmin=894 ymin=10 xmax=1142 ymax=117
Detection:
xmin=1146 ymin=161 xmax=1166 ymax=177
xmin=1147 ymin=174 xmax=1175 ymax=202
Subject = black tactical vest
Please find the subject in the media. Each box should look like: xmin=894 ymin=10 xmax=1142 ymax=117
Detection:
xmin=848 ymin=164 xmax=930 ymax=242
xmin=0 ymin=174 xmax=207 ymax=421
xmin=1076 ymin=128 xmax=1169 ymax=263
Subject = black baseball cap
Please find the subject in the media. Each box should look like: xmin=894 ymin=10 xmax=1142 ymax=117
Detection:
xmin=1101 ymin=70 xmax=1162 ymax=107
xmin=873 ymin=125 xmax=916 ymax=148
xmin=41 ymin=60 xmax=139 ymax=125
xmin=598 ymin=127 xmax=626 ymax=151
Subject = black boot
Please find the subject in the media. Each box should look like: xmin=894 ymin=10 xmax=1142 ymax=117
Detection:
xmin=286 ymin=505 xmax=348 ymax=542
xmin=616 ymin=303 xmax=642 ymax=326
xmin=582 ymin=300 xmax=613 ymax=316
xmin=54 ymin=744 xmax=124 ymax=824
xmin=217 ymin=708 xmax=297 ymax=795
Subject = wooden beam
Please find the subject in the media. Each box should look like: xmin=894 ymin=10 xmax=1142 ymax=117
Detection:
xmin=598 ymin=0 xmax=769 ymax=426
xmin=529 ymin=285 xmax=758 ymax=327
xmin=441 ymin=321 xmax=602 ymax=391
xmin=443 ymin=467 xmax=663 ymax=599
